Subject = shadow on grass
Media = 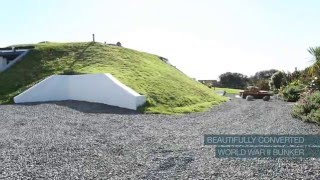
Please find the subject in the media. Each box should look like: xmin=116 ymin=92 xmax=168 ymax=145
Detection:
xmin=68 ymin=42 xmax=95 ymax=70
xmin=15 ymin=100 xmax=141 ymax=115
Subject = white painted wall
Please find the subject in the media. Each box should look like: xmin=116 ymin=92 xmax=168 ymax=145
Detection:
xmin=0 ymin=50 xmax=30 ymax=72
xmin=14 ymin=73 xmax=146 ymax=110
xmin=0 ymin=57 xmax=7 ymax=71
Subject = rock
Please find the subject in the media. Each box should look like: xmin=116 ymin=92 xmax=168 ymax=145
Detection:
xmin=263 ymin=96 xmax=270 ymax=101
xmin=246 ymin=95 xmax=254 ymax=101
xmin=116 ymin=42 xmax=122 ymax=47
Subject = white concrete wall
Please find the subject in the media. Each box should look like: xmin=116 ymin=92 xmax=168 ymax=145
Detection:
xmin=14 ymin=76 xmax=69 ymax=103
xmin=0 ymin=57 xmax=7 ymax=71
xmin=0 ymin=50 xmax=30 ymax=72
xmin=14 ymin=73 xmax=146 ymax=110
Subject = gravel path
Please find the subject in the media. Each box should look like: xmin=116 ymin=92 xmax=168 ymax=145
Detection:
xmin=1 ymin=97 xmax=320 ymax=179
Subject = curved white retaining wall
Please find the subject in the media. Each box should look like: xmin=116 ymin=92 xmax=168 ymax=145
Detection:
xmin=14 ymin=73 xmax=146 ymax=110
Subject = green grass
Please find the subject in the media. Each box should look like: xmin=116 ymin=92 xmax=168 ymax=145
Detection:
xmin=213 ymin=87 xmax=242 ymax=94
xmin=0 ymin=42 xmax=228 ymax=114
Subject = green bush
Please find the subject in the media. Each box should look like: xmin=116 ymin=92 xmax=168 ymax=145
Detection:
xmin=269 ymin=71 xmax=287 ymax=90
xmin=61 ymin=70 xmax=83 ymax=75
xmin=292 ymin=91 xmax=320 ymax=123
xmin=308 ymin=76 xmax=320 ymax=90
xmin=255 ymin=79 xmax=270 ymax=90
xmin=280 ymin=81 xmax=306 ymax=102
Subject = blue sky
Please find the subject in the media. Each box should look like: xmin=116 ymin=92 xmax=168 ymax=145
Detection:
xmin=1 ymin=0 xmax=319 ymax=79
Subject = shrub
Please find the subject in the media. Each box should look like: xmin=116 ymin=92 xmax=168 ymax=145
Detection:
xmin=61 ymin=70 xmax=82 ymax=75
xmin=273 ymin=89 xmax=279 ymax=94
xmin=308 ymin=76 xmax=320 ymax=90
xmin=219 ymin=72 xmax=248 ymax=89
xmin=280 ymin=81 xmax=306 ymax=102
xmin=292 ymin=91 xmax=320 ymax=123
xmin=269 ymin=71 xmax=287 ymax=90
xmin=255 ymin=79 xmax=270 ymax=90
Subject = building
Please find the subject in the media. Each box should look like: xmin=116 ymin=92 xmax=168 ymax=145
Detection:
xmin=198 ymin=80 xmax=220 ymax=87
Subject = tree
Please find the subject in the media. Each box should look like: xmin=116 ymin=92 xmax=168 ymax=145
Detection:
xmin=252 ymin=69 xmax=278 ymax=80
xmin=307 ymin=47 xmax=320 ymax=77
xmin=256 ymin=79 xmax=270 ymax=90
xmin=288 ymin=69 xmax=301 ymax=82
xmin=219 ymin=72 xmax=248 ymax=89
xmin=269 ymin=71 xmax=287 ymax=90
xmin=247 ymin=69 xmax=279 ymax=90
xmin=250 ymin=69 xmax=278 ymax=84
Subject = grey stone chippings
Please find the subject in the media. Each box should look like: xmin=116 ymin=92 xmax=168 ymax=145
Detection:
xmin=0 ymin=99 xmax=320 ymax=179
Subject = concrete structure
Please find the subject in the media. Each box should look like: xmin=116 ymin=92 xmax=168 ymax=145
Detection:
xmin=14 ymin=73 xmax=146 ymax=110
xmin=0 ymin=57 xmax=7 ymax=70
xmin=198 ymin=79 xmax=220 ymax=87
xmin=0 ymin=50 xmax=30 ymax=72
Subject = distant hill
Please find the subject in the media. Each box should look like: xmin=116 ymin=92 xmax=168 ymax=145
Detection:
xmin=0 ymin=42 xmax=227 ymax=114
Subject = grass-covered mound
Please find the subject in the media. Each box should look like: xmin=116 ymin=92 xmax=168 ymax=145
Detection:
xmin=0 ymin=42 xmax=227 ymax=114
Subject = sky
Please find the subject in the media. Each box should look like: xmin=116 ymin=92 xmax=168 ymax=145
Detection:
xmin=1 ymin=0 xmax=319 ymax=80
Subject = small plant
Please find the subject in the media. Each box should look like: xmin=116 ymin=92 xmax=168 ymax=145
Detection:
xmin=273 ymin=89 xmax=279 ymax=94
xmin=292 ymin=91 xmax=320 ymax=123
xmin=62 ymin=70 xmax=80 ymax=75
xmin=279 ymin=81 xmax=306 ymax=102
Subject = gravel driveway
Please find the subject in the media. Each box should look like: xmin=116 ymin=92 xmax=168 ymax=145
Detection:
xmin=1 ymin=97 xmax=320 ymax=179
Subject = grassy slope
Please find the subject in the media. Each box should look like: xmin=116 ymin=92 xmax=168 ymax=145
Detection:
xmin=214 ymin=87 xmax=241 ymax=94
xmin=0 ymin=42 xmax=227 ymax=114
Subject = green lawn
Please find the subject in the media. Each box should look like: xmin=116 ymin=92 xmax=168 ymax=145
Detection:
xmin=213 ymin=87 xmax=242 ymax=94
xmin=0 ymin=42 xmax=228 ymax=114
